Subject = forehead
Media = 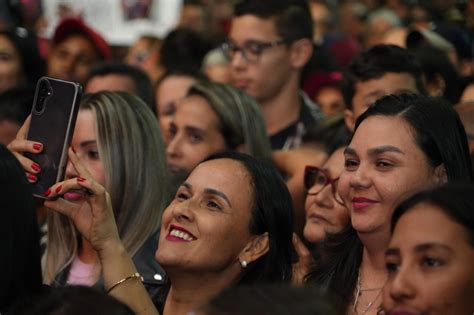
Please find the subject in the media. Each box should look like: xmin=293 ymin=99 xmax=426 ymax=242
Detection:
xmin=0 ymin=35 xmax=17 ymax=52
xmin=356 ymin=72 xmax=418 ymax=99
xmin=324 ymin=148 xmax=345 ymax=174
xmin=73 ymin=109 xmax=97 ymax=140
xmin=350 ymin=116 xmax=420 ymax=154
xmin=175 ymin=95 xmax=219 ymax=127
xmin=229 ymin=15 xmax=279 ymax=42
xmin=55 ymin=35 xmax=97 ymax=54
xmin=391 ymin=203 xmax=472 ymax=250
xmin=188 ymin=158 xmax=254 ymax=204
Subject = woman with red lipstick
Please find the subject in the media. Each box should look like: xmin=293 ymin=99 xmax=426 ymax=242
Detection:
xmin=43 ymin=151 xmax=294 ymax=315
xmin=383 ymin=183 xmax=474 ymax=315
xmin=8 ymin=92 xmax=170 ymax=308
xmin=307 ymin=94 xmax=472 ymax=315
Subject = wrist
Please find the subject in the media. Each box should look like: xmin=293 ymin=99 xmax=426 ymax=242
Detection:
xmin=97 ymin=237 xmax=126 ymax=262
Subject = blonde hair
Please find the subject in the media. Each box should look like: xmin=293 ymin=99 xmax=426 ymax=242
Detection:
xmin=43 ymin=91 xmax=169 ymax=284
xmin=187 ymin=82 xmax=272 ymax=162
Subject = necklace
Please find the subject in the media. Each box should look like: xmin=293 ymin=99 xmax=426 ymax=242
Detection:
xmin=352 ymin=270 xmax=383 ymax=315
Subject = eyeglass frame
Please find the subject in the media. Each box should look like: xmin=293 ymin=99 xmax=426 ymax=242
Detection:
xmin=220 ymin=38 xmax=289 ymax=64
xmin=304 ymin=165 xmax=344 ymax=205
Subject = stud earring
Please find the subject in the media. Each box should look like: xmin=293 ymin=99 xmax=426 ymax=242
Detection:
xmin=240 ymin=260 xmax=248 ymax=268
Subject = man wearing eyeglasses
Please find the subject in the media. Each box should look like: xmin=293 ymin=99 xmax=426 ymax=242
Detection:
xmin=224 ymin=0 xmax=324 ymax=150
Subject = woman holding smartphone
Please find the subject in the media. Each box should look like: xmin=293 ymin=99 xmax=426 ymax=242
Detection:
xmin=8 ymin=91 xmax=170 ymax=307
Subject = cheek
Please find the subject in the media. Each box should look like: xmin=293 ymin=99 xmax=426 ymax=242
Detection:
xmin=332 ymin=205 xmax=350 ymax=228
xmin=336 ymin=172 xmax=351 ymax=201
xmin=83 ymin=160 xmax=106 ymax=187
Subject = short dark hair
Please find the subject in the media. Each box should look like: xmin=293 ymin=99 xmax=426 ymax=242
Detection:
xmin=392 ymin=183 xmax=474 ymax=246
xmin=234 ymin=0 xmax=313 ymax=42
xmin=85 ymin=61 xmax=153 ymax=108
xmin=355 ymin=93 xmax=473 ymax=182
xmin=0 ymin=144 xmax=42 ymax=313
xmin=160 ymin=27 xmax=211 ymax=74
xmin=204 ymin=152 xmax=294 ymax=283
xmin=342 ymin=44 xmax=425 ymax=109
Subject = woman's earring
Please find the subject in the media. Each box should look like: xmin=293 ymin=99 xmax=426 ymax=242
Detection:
xmin=240 ymin=260 xmax=248 ymax=268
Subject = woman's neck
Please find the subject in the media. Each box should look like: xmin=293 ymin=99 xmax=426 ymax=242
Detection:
xmin=358 ymin=229 xmax=391 ymax=287
xmin=163 ymin=267 xmax=240 ymax=315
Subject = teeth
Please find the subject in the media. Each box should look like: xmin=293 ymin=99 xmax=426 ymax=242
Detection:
xmin=170 ymin=229 xmax=195 ymax=241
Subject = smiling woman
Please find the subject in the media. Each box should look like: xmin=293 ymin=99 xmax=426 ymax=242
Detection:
xmin=307 ymin=94 xmax=472 ymax=315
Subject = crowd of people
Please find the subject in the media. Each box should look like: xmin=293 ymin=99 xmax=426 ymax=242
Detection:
xmin=1 ymin=0 xmax=474 ymax=314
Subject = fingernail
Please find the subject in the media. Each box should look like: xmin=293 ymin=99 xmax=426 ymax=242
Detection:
xmin=71 ymin=147 xmax=76 ymax=153
xmin=28 ymin=174 xmax=37 ymax=182
xmin=77 ymin=176 xmax=86 ymax=182
xmin=32 ymin=163 xmax=41 ymax=172
xmin=55 ymin=185 xmax=62 ymax=193
xmin=33 ymin=143 xmax=42 ymax=151
xmin=44 ymin=188 xmax=51 ymax=197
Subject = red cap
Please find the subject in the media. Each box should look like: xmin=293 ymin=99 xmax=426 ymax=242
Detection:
xmin=52 ymin=18 xmax=112 ymax=60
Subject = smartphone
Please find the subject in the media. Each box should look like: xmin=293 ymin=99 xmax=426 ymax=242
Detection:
xmin=25 ymin=77 xmax=82 ymax=198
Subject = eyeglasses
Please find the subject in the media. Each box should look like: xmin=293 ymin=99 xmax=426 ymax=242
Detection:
xmin=221 ymin=39 xmax=288 ymax=63
xmin=304 ymin=166 xmax=344 ymax=205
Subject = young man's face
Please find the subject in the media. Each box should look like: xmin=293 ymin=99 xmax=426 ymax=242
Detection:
xmin=344 ymin=72 xmax=419 ymax=131
xmin=228 ymin=15 xmax=294 ymax=104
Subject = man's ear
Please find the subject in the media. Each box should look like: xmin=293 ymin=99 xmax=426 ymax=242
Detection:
xmin=289 ymin=38 xmax=313 ymax=69
xmin=238 ymin=232 xmax=270 ymax=265
xmin=434 ymin=163 xmax=448 ymax=184
xmin=344 ymin=108 xmax=356 ymax=132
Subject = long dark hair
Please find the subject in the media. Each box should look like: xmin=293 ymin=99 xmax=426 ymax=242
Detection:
xmin=0 ymin=144 xmax=42 ymax=313
xmin=307 ymin=93 xmax=472 ymax=309
xmin=204 ymin=151 xmax=294 ymax=283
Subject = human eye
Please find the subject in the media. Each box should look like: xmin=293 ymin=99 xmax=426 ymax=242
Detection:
xmin=168 ymin=123 xmax=177 ymax=137
xmin=421 ymin=256 xmax=443 ymax=268
xmin=385 ymin=260 xmax=400 ymax=274
xmin=315 ymin=173 xmax=327 ymax=185
xmin=175 ymin=190 xmax=190 ymax=201
xmin=375 ymin=160 xmax=394 ymax=170
xmin=344 ymin=158 xmax=359 ymax=171
xmin=205 ymin=199 xmax=222 ymax=211
xmin=188 ymin=131 xmax=204 ymax=144
xmin=86 ymin=149 xmax=100 ymax=160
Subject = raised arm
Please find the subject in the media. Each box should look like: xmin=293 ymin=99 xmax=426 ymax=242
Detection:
xmin=45 ymin=148 xmax=160 ymax=315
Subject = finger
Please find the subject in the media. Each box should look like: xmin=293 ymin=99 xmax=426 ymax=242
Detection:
xmin=68 ymin=147 xmax=94 ymax=179
xmin=16 ymin=115 xmax=31 ymax=140
xmin=44 ymin=196 xmax=81 ymax=218
xmin=12 ymin=152 xmax=41 ymax=176
xmin=26 ymin=172 xmax=38 ymax=183
xmin=293 ymin=233 xmax=312 ymax=265
xmin=7 ymin=138 xmax=43 ymax=155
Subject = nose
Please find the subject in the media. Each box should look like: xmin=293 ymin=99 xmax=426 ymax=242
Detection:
xmin=229 ymin=50 xmax=247 ymax=70
xmin=171 ymin=199 xmax=195 ymax=222
xmin=166 ymin=134 xmax=182 ymax=161
xmin=387 ymin=265 xmax=416 ymax=303
xmin=312 ymin=185 xmax=335 ymax=209
xmin=348 ymin=164 xmax=371 ymax=190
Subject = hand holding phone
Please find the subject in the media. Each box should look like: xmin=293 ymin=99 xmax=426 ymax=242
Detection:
xmin=24 ymin=77 xmax=82 ymax=198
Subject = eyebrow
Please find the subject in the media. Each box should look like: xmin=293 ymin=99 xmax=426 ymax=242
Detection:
xmin=181 ymin=183 xmax=232 ymax=207
xmin=185 ymin=126 xmax=206 ymax=136
xmin=80 ymin=140 xmax=97 ymax=147
xmin=205 ymin=188 xmax=232 ymax=207
xmin=385 ymin=243 xmax=453 ymax=256
xmin=367 ymin=145 xmax=405 ymax=156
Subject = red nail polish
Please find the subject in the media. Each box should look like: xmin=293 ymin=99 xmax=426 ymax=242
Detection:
xmin=33 ymin=143 xmax=42 ymax=151
xmin=55 ymin=185 xmax=62 ymax=193
xmin=77 ymin=176 xmax=86 ymax=182
xmin=32 ymin=163 xmax=41 ymax=172
xmin=44 ymin=188 xmax=51 ymax=197
xmin=28 ymin=174 xmax=37 ymax=182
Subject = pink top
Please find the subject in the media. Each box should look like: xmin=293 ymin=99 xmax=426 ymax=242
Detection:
xmin=66 ymin=256 xmax=99 ymax=286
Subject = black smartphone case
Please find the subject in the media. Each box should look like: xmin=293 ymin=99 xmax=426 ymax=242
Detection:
xmin=25 ymin=77 xmax=82 ymax=198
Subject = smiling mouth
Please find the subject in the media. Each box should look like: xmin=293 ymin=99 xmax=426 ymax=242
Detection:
xmin=352 ymin=197 xmax=378 ymax=210
xmin=167 ymin=225 xmax=197 ymax=242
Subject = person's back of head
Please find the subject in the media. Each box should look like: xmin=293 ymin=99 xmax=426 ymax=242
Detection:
xmin=0 ymin=85 xmax=34 ymax=145
xmin=84 ymin=61 xmax=153 ymax=108
xmin=160 ymin=27 xmax=212 ymax=74
xmin=199 ymin=284 xmax=340 ymax=315
xmin=15 ymin=286 xmax=135 ymax=315
xmin=0 ymin=144 xmax=42 ymax=313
